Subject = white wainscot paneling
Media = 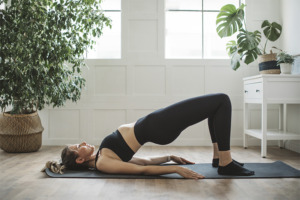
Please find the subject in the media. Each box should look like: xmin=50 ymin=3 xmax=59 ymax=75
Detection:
xmin=230 ymin=110 xmax=244 ymax=145
xmin=49 ymin=110 xmax=80 ymax=139
xmin=132 ymin=109 xmax=154 ymax=122
xmin=242 ymin=63 xmax=260 ymax=78
xmin=94 ymin=66 xmax=126 ymax=95
xmin=173 ymin=123 xmax=207 ymax=146
xmin=287 ymin=105 xmax=300 ymax=133
xmin=171 ymin=66 xmax=205 ymax=95
xmin=128 ymin=0 xmax=157 ymax=16
xmin=79 ymin=65 xmax=90 ymax=97
xmin=93 ymin=109 xmax=126 ymax=142
xmin=128 ymin=20 xmax=158 ymax=52
xmin=205 ymin=65 xmax=244 ymax=95
xmin=134 ymin=65 xmax=166 ymax=95
xmin=249 ymin=104 xmax=280 ymax=130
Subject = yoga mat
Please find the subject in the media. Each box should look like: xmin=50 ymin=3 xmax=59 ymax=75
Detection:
xmin=45 ymin=161 xmax=300 ymax=179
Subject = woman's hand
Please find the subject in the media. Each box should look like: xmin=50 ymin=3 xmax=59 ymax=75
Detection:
xmin=171 ymin=155 xmax=195 ymax=165
xmin=175 ymin=166 xmax=205 ymax=179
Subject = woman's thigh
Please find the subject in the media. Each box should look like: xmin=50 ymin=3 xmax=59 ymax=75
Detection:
xmin=142 ymin=93 xmax=229 ymax=144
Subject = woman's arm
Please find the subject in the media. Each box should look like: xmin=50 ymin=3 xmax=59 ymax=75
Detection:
xmin=97 ymin=157 xmax=204 ymax=179
xmin=129 ymin=155 xmax=195 ymax=165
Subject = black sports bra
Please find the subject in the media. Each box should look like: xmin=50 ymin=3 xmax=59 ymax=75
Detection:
xmin=95 ymin=130 xmax=135 ymax=165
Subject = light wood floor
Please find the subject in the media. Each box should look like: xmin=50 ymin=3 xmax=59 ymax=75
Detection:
xmin=1 ymin=145 xmax=300 ymax=200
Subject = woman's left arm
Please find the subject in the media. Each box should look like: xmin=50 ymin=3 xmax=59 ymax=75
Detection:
xmin=129 ymin=155 xmax=195 ymax=165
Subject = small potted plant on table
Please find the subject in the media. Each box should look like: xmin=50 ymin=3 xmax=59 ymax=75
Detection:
xmin=276 ymin=51 xmax=300 ymax=74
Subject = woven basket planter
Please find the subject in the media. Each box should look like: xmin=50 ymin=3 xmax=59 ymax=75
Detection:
xmin=0 ymin=111 xmax=44 ymax=153
xmin=258 ymin=53 xmax=281 ymax=74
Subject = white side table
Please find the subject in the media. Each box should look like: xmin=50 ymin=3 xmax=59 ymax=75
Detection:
xmin=243 ymin=74 xmax=300 ymax=157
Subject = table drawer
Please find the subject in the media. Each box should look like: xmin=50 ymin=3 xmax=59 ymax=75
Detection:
xmin=244 ymin=82 xmax=263 ymax=99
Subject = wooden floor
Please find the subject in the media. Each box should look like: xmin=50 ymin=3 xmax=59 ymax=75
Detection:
xmin=1 ymin=145 xmax=300 ymax=200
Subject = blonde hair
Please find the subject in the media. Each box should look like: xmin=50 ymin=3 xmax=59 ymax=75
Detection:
xmin=41 ymin=161 xmax=66 ymax=174
xmin=41 ymin=146 xmax=90 ymax=174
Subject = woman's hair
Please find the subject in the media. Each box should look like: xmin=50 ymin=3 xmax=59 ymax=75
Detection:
xmin=41 ymin=146 xmax=90 ymax=174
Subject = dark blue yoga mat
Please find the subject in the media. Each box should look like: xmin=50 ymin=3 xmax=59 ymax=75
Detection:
xmin=45 ymin=161 xmax=300 ymax=179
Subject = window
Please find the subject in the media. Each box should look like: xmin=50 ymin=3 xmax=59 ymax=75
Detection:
xmin=86 ymin=0 xmax=121 ymax=59
xmin=165 ymin=0 xmax=240 ymax=59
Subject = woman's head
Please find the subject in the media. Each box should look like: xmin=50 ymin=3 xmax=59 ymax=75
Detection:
xmin=61 ymin=142 xmax=95 ymax=170
xmin=42 ymin=142 xmax=95 ymax=174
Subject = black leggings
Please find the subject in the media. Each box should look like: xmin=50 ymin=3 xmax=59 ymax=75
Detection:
xmin=134 ymin=93 xmax=232 ymax=151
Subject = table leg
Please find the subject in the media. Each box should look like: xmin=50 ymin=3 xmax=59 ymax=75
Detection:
xmin=261 ymin=102 xmax=267 ymax=158
xmin=278 ymin=104 xmax=284 ymax=148
xmin=243 ymin=103 xmax=248 ymax=149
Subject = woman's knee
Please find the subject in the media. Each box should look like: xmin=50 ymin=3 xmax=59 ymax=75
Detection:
xmin=213 ymin=93 xmax=230 ymax=100
xmin=215 ymin=93 xmax=231 ymax=107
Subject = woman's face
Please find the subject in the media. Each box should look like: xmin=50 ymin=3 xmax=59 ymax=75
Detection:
xmin=69 ymin=142 xmax=95 ymax=162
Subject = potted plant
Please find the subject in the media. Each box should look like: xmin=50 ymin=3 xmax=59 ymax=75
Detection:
xmin=216 ymin=4 xmax=282 ymax=73
xmin=0 ymin=0 xmax=111 ymax=152
xmin=276 ymin=50 xmax=300 ymax=74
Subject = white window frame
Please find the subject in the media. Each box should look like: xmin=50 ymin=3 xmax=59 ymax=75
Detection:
xmin=165 ymin=0 xmax=242 ymax=59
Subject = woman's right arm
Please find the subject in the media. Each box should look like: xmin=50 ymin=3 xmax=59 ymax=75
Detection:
xmin=97 ymin=157 xmax=204 ymax=179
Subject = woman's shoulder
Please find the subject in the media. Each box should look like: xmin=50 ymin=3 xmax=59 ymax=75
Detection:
xmin=99 ymin=148 xmax=122 ymax=160
xmin=95 ymin=150 xmax=122 ymax=171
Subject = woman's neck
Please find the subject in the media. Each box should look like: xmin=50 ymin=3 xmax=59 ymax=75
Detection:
xmin=86 ymin=159 xmax=96 ymax=168
xmin=86 ymin=153 xmax=97 ymax=168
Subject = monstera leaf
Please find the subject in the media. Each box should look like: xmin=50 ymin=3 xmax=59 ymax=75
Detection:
xmin=261 ymin=20 xmax=282 ymax=54
xmin=237 ymin=30 xmax=261 ymax=50
xmin=216 ymin=3 xmax=282 ymax=70
xmin=241 ymin=47 xmax=261 ymax=65
xmin=261 ymin=20 xmax=282 ymax=41
xmin=226 ymin=40 xmax=241 ymax=70
xmin=216 ymin=4 xmax=245 ymax=38
xmin=226 ymin=38 xmax=261 ymax=70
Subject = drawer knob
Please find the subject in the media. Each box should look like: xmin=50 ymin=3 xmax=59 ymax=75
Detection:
xmin=256 ymin=89 xmax=260 ymax=93
xmin=244 ymin=90 xmax=248 ymax=93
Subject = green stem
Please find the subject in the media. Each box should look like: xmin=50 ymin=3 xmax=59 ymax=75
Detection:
xmin=263 ymin=39 xmax=268 ymax=55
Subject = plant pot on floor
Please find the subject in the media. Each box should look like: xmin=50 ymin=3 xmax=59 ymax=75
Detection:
xmin=258 ymin=53 xmax=281 ymax=74
xmin=0 ymin=112 xmax=44 ymax=153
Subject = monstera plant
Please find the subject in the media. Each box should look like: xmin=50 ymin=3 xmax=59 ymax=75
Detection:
xmin=0 ymin=0 xmax=111 ymax=152
xmin=216 ymin=4 xmax=282 ymax=72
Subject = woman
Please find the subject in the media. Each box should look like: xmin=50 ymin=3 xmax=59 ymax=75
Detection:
xmin=46 ymin=93 xmax=254 ymax=179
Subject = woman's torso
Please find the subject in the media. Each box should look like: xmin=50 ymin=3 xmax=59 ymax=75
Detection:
xmin=97 ymin=122 xmax=142 ymax=162
xmin=117 ymin=122 xmax=142 ymax=152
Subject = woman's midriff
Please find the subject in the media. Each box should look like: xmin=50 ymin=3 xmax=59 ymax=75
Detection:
xmin=117 ymin=122 xmax=142 ymax=153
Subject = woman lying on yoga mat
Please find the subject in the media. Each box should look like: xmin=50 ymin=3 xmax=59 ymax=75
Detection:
xmin=46 ymin=93 xmax=254 ymax=179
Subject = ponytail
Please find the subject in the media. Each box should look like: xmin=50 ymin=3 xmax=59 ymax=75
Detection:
xmin=41 ymin=161 xmax=66 ymax=174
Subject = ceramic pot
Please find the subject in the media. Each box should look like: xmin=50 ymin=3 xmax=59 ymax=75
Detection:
xmin=280 ymin=63 xmax=292 ymax=74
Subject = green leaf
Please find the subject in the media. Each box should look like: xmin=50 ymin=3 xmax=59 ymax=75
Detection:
xmin=226 ymin=40 xmax=241 ymax=70
xmin=0 ymin=0 xmax=109 ymax=114
xmin=241 ymin=47 xmax=260 ymax=65
xmin=261 ymin=20 xmax=282 ymax=41
xmin=216 ymin=4 xmax=245 ymax=38
xmin=237 ymin=29 xmax=261 ymax=50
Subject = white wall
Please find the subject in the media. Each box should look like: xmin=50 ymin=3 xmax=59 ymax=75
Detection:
xmin=246 ymin=0 xmax=282 ymax=54
xmin=280 ymin=0 xmax=300 ymax=152
xmin=281 ymin=0 xmax=300 ymax=74
xmin=39 ymin=0 xmax=299 ymax=153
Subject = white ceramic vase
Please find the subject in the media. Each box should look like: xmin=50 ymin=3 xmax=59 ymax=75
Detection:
xmin=280 ymin=63 xmax=292 ymax=74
